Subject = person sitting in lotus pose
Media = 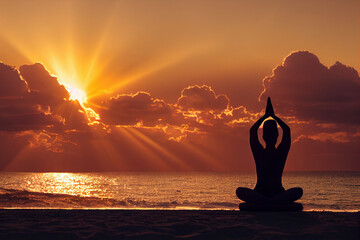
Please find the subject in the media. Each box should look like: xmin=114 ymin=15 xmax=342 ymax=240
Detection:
xmin=236 ymin=98 xmax=303 ymax=204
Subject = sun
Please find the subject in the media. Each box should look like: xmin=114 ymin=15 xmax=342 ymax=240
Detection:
xmin=64 ymin=84 xmax=87 ymax=104
xmin=62 ymin=83 xmax=101 ymax=124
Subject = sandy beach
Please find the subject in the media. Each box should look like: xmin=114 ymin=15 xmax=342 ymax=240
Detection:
xmin=0 ymin=209 xmax=358 ymax=240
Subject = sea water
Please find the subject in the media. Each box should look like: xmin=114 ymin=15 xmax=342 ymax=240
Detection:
xmin=0 ymin=172 xmax=358 ymax=211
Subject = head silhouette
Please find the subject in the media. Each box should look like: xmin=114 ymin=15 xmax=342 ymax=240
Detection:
xmin=262 ymin=120 xmax=278 ymax=147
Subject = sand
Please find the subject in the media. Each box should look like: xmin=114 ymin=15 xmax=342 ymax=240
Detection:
xmin=0 ymin=209 xmax=358 ymax=240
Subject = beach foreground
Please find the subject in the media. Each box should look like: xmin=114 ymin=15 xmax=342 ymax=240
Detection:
xmin=0 ymin=209 xmax=358 ymax=240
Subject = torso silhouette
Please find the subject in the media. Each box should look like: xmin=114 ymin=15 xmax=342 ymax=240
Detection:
xmin=250 ymin=116 xmax=291 ymax=197
xmin=253 ymin=146 xmax=287 ymax=197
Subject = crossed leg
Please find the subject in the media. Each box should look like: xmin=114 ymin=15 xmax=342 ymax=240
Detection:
xmin=271 ymin=187 xmax=303 ymax=204
xmin=236 ymin=187 xmax=269 ymax=204
xmin=236 ymin=187 xmax=303 ymax=204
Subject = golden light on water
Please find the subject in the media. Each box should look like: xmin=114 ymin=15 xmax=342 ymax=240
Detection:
xmin=34 ymin=173 xmax=94 ymax=197
xmin=28 ymin=173 xmax=117 ymax=200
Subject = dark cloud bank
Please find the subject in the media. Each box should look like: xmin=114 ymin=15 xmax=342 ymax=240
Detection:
xmin=0 ymin=51 xmax=359 ymax=171
xmin=260 ymin=51 xmax=360 ymax=125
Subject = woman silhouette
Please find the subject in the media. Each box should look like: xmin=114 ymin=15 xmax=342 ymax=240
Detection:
xmin=236 ymin=98 xmax=303 ymax=204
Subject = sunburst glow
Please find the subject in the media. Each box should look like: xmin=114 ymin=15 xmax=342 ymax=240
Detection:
xmin=63 ymin=84 xmax=87 ymax=104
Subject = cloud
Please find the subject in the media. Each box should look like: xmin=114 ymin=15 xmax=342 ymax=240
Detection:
xmin=0 ymin=55 xmax=359 ymax=171
xmin=0 ymin=63 xmax=62 ymax=131
xmin=0 ymin=63 xmax=28 ymax=97
xmin=177 ymin=85 xmax=229 ymax=111
xmin=257 ymin=51 xmax=360 ymax=171
xmin=15 ymin=130 xmax=77 ymax=153
xmin=294 ymin=132 xmax=351 ymax=143
xmin=96 ymin=91 xmax=174 ymax=126
xmin=0 ymin=104 xmax=61 ymax=132
xmin=19 ymin=63 xmax=88 ymax=129
xmin=19 ymin=63 xmax=69 ymax=102
xmin=94 ymin=85 xmax=249 ymax=132
xmin=0 ymin=62 xmax=88 ymax=132
xmin=259 ymin=51 xmax=360 ymax=125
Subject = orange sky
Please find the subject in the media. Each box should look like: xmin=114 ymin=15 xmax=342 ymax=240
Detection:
xmin=0 ymin=1 xmax=359 ymax=171
xmin=0 ymin=0 xmax=359 ymax=105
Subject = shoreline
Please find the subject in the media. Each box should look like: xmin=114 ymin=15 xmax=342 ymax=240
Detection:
xmin=0 ymin=207 xmax=359 ymax=212
xmin=0 ymin=209 xmax=358 ymax=239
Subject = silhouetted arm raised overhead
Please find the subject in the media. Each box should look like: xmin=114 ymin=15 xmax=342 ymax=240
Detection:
xmin=250 ymin=114 xmax=268 ymax=153
xmin=272 ymin=114 xmax=291 ymax=154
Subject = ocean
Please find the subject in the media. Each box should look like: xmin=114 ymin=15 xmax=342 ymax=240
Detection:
xmin=0 ymin=172 xmax=358 ymax=211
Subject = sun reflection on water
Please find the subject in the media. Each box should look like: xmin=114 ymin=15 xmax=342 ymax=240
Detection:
xmin=26 ymin=173 xmax=110 ymax=198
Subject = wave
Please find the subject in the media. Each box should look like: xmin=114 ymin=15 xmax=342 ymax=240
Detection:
xmin=0 ymin=187 xmax=122 ymax=208
xmin=0 ymin=187 xmax=237 ymax=210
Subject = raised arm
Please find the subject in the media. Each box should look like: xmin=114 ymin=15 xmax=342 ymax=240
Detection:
xmin=250 ymin=114 xmax=268 ymax=152
xmin=271 ymin=114 xmax=291 ymax=153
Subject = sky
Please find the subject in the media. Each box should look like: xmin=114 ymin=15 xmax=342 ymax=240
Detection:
xmin=0 ymin=0 xmax=359 ymax=171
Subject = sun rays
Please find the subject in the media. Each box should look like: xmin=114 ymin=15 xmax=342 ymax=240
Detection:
xmin=0 ymin=0 xmax=214 ymax=103
xmin=0 ymin=2 xmax=228 ymax=172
